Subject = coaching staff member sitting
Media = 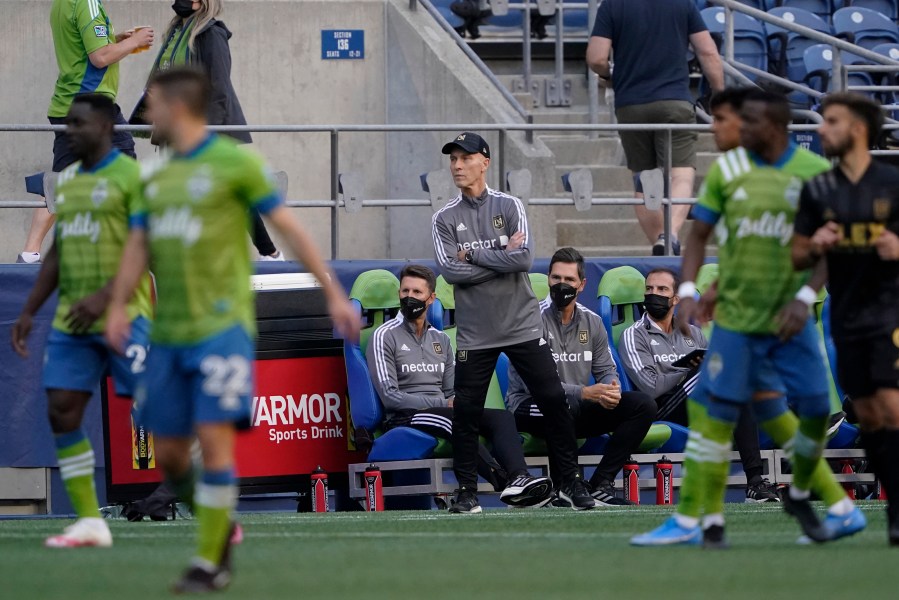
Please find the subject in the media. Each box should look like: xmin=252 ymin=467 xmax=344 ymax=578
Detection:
xmin=432 ymin=132 xmax=593 ymax=512
xmin=620 ymin=268 xmax=778 ymax=502
xmin=506 ymin=248 xmax=656 ymax=506
xmin=366 ymin=264 xmax=551 ymax=510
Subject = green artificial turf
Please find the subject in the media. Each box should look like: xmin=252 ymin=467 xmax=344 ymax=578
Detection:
xmin=0 ymin=502 xmax=893 ymax=599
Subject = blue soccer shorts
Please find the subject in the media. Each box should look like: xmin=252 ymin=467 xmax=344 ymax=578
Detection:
xmin=135 ymin=325 xmax=254 ymax=438
xmin=43 ymin=316 xmax=150 ymax=397
xmin=694 ymin=320 xmax=830 ymax=410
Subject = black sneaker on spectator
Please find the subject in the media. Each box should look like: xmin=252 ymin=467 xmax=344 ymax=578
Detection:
xmin=448 ymin=488 xmax=482 ymax=514
xmin=651 ymin=235 xmax=681 ymax=257
xmin=557 ymin=478 xmax=595 ymax=511
xmin=745 ymin=478 xmax=780 ymax=503
xmin=702 ymin=525 xmax=729 ymax=550
xmin=500 ymin=475 xmax=553 ymax=507
xmin=592 ymin=480 xmax=634 ymax=506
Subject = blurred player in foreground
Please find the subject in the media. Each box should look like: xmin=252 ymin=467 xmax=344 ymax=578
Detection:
xmin=793 ymin=92 xmax=899 ymax=545
xmin=632 ymin=89 xmax=864 ymax=548
xmin=104 ymin=68 xmax=359 ymax=593
xmin=11 ymin=93 xmax=152 ymax=547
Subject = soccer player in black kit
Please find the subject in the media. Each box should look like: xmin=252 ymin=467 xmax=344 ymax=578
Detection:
xmin=793 ymin=93 xmax=899 ymax=544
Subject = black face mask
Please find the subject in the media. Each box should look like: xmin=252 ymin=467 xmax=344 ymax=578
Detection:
xmin=172 ymin=0 xmax=196 ymax=18
xmin=644 ymin=294 xmax=672 ymax=320
xmin=550 ymin=283 xmax=578 ymax=309
xmin=400 ymin=296 xmax=428 ymax=321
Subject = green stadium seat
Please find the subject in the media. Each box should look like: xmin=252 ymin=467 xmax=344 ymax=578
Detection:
xmin=597 ymin=266 xmax=646 ymax=348
xmin=695 ymin=263 xmax=719 ymax=295
xmin=348 ymin=269 xmax=400 ymax=352
xmin=528 ymin=272 xmax=550 ymax=301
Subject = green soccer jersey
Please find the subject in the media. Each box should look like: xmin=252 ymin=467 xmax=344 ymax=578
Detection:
xmin=54 ymin=150 xmax=153 ymax=334
xmin=694 ymin=144 xmax=830 ymax=334
xmin=49 ymin=0 xmax=119 ymax=118
xmin=136 ymin=135 xmax=282 ymax=345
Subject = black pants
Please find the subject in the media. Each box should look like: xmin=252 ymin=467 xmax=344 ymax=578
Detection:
xmin=515 ymin=391 xmax=656 ymax=487
xmin=49 ymin=105 xmax=136 ymax=172
xmin=659 ymin=375 xmax=764 ymax=483
xmin=450 ymin=1 xmax=491 ymax=38
xmin=388 ymin=407 xmax=528 ymax=489
xmin=249 ymin=209 xmax=277 ymax=256
xmin=454 ymin=338 xmax=578 ymax=488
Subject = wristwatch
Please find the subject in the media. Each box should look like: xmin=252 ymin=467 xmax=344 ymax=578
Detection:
xmin=464 ymin=250 xmax=474 ymax=264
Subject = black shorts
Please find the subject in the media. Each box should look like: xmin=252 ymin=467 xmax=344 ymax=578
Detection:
xmin=836 ymin=332 xmax=899 ymax=399
xmin=49 ymin=103 xmax=136 ymax=172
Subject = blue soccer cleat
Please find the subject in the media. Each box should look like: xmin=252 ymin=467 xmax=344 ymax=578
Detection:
xmin=823 ymin=507 xmax=867 ymax=541
xmin=631 ymin=516 xmax=702 ymax=547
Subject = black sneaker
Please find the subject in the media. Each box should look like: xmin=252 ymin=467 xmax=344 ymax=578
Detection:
xmin=448 ymin=488 xmax=482 ymax=514
xmin=652 ymin=235 xmax=681 ymax=257
xmin=500 ymin=475 xmax=553 ymax=507
xmin=171 ymin=564 xmax=231 ymax=594
xmin=557 ymin=478 xmax=595 ymax=511
xmin=702 ymin=525 xmax=729 ymax=550
xmin=745 ymin=478 xmax=780 ymax=503
xmin=591 ymin=480 xmax=634 ymax=506
xmin=783 ymin=493 xmax=829 ymax=542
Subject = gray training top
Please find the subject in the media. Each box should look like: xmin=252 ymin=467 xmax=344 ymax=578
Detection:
xmin=365 ymin=313 xmax=454 ymax=420
xmin=432 ymin=187 xmax=543 ymax=350
xmin=506 ymin=299 xmax=619 ymax=413
xmin=618 ymin=313 xmax=707 ymax=400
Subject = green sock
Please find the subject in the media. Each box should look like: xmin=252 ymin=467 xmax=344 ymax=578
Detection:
xmin=195 ymin=471 xmax=236 ymax=567
xmin=169 ymin=466 xmax=196 ymax=511
xmin=676 ymin=399 xmax=708 ymax=520
xmin=791 ymin=416 xmax=827 ymax=493
xmin=55 ymin=430 xmax=101 ymax=519
xmin=807 ymin=456 xmax=848 ymax=506
xmin=702 ymin=417 xmax=736 ymax=518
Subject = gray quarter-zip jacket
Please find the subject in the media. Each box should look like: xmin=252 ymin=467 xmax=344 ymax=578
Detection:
xmin=365 ymin=314 xmax=454 ymax=419
xmin=432 ymin=187 xmax=543 ymax=350
xmin=619 ymin=313 xmax=707 ymax=400
xmin=506 ymin=299 xmax=619 ymax=413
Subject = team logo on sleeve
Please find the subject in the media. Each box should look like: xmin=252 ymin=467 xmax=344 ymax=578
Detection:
xmin=433 ymin=342 xmax=443 ymax=355
xmin=457 ymin=350 xmax=467 ymax=362
xmin=578 ymin=330 xmax=589 ymax=345
xmin=94 ymin=25 xmax=108 ymax=38
xmin=492 ymin=214 xmax=505 ymax=229
xmin=685 ymin=337 xmax=695 ymax=348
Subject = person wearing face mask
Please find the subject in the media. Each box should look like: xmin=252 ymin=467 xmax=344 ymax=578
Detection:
xmin=620 ymin=268 xmax=779 ymax=503
xmin=365 ymin=265 xmax=552 ymax=509
xmin=505 ymin=248 xmax=656 ymax=506
xmin=130 ymin=0 xmax=283 ymax=261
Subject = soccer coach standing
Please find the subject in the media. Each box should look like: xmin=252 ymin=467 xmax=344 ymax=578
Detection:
xmin=432 ymin=132 xmax=593 ymax=512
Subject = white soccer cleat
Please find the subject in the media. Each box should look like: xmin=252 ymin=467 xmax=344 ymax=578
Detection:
xmin=45 ymin=518 xmax=113 ymax=548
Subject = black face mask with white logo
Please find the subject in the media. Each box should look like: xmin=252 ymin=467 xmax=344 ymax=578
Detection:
xmin=172 ymin=0 xmax=196 ymax=18
xmin=400 ymin=296 xmax=428 ymax=321
xmin=643 ymin=294 xmax=672 ymax=320
xmin=550 ymin=283 xmax=578 ymax=309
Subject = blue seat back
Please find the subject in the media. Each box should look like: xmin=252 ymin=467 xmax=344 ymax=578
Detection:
xmin=780 ymin=0 xmax=834 ymax=23
xmin=497 ymin=352 xmax=511 ymax=402
xmin=768 ymin=7 xmax=833 ymax=81
xmin=427 ymin=298 xmax=445 ymax=331
xmin=849 ymin=0 xmax=899 ymax=21
xmin=702 ymin=8 xmax=769 ymax=73
xmin=834 ymin=7 xmax=899 ymax=50
xmin=344 ymin=301 xmax=384 ymax=433
xmin=803 ymin=44 xmax=875 ymax=93
xmin=430 ymin=0 xmax=464 ymax=28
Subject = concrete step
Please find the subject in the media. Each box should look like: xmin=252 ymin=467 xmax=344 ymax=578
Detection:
xmin=557 ymin=219 xmax=703 ymax=249
xmin=530 ymin=109 xmax=592 ymax=125
xmin=539 ymin=135 xmax=622 ymax=166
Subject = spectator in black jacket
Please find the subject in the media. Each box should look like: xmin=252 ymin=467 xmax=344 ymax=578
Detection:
xmin=132 ymin=0 xmax=282 ymax=260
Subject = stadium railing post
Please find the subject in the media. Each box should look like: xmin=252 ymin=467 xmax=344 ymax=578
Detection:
xmin=523 ymin=1 xmax=533 ymax=97
xmin=663 ymin=128 xmax=672 ymax=256
xmin=330 ymin=129 xmax=340 ymax=259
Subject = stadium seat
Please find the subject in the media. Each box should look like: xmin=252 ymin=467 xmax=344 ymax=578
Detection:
xmin=435 ymin=275 xmax=456 ymax=329
xmin=430 ymin=0 xmax=465 ymax=29
xmin=702 ymin=8 xmax=770 ymax=76
xmin=655 ymin=422 xmax=691 ymax=453
xmin=802 ymin=44 xmax=875 ymax=96
xmin=695 ymin=263 xmax=719 ymax=296
xmin=833 ymin=7 xmax=899 ymax=50
xmin=778 ymin=0 xmax=835 ymax=24
xmin=847 ymin=0 xmax=899 ymax=21
xmin=348 ymin=269 xmax=400 ymax=352
xmin=597 ymin=266 xmax=646 ymax=349
xmin=427 ymin=298 xmax=445 ymax=331
xmin=528 ymin=272 xmax=550 ymax=300
xmin=767 ymin=7 xmax=834 ymax=82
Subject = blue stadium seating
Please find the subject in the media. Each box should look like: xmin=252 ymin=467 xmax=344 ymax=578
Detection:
xmin=847 ymin=0 xmax=899 ymax=21
xmin=767 ymin=7 xmax=834 ymax=81
xmin=779 ymin=0 xmax=835 ymax=24
xmin=803 ymin=43 xmax=875 ymax=94
xmin=833 ymin=7 xmax=899 ymax=50
xmin=702 ymin=8 xmax=770 ymax=75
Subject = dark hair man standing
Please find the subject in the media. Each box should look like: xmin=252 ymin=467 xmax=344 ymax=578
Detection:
xmin=432 ymin=132 xmax=593 ymax=512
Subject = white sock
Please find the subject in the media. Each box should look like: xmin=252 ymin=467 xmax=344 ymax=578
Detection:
xmin=674 ymin=513 xmax=699 ymax=529
xmin=18 ymin=252 xmax=40 ymax=264
xmin=702 ymin=513 xmax=725 ymax=529
xmin=789 ymin=487 xmax=811 ymax=501
xmin=828 ymin=497 xmax=855 ymax=517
